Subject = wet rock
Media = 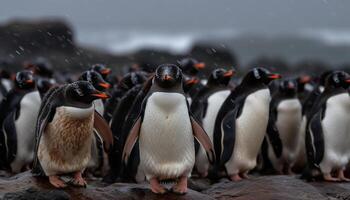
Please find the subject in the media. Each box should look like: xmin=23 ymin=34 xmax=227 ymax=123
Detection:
xmin=203 ymin=175 xmax=327 ymax=200
xmin=310 ymin=182 xmax=350 ymax=200
xmin=0 ymin=171 xmax=213 ymax=200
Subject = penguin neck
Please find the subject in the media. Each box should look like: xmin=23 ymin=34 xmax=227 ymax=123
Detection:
xmin=149 ymin=82 xmax=184 ymax=94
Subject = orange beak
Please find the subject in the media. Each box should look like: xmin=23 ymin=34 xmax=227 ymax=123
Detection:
xmin=300 ymin=75 xmax=311 ymax=84
xmin=91 ymin=92 xmax=110 ymax=99
xmin=186 ymin=78 xmax=199 ymax=85
xmin=99 ymin=82 xmax=111 ymax=89
xmin=101 ymin=68 xmax=111 ymax=75
xmin=164 ymin=74 xmax=173 ymax=81
xmin=224 ymin=70 xmax=235 ymax=78
xmin=194 ymin=62 xmax=205 ymax=70
xmin=26 ymin=79 xmax=34 ymax=84
xmin=268 ymin=74 xmax=282 ymax=80
xmin=346 ymin=79 xmax=350 ymax=83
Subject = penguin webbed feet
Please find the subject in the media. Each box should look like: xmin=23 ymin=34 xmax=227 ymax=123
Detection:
xmin=170 ymin=176 xmax=188 ymax=195
xmin=48 ymin=175 xmax=67 ymax=188
xmin=70 ymin=171 xmax=87 ymax=187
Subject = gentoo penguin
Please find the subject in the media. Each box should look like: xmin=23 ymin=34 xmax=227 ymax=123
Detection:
xmin=32 ymin=81 xmax=112 ymax=188
xmin=106 ymin=77 xmax=153 ymax=183
xmin=104 ymin=71 xmax=147 ymax=122
xmin=0 ymin=69 xmax=14 ymax=93
xmin=192 ymin=68 xmax=235 ymax=177
xmin=0 ymin=71 xmax=36 ymax=169
xmin=122 ymin=64 xmax=214 ymax=194
xmin=78 ymin=70 xmax=111 ymax=115
xmin=294 ymin=71 xmax=333 ymax=171
xmin=215 ymin=67 xmax=281 ymax=181
xmin=190 ymin=68 xmax=235 ymax=123
xmin=24 ymin=57 xmax=56 ymax=85
xmin=90 ymin=64 xmax=111 ymax=80
xmin=305 ymin=71 xmax=350 ymax=182
xmin=183 ymin=75 xmax=199 ymax=105
xmin=265 ymin=78 xmax=302 ymax=174
xmin=177 ymin=58 xmax=206 ymax=98
xmin=1 ymin=78 xmax=56 ymax=173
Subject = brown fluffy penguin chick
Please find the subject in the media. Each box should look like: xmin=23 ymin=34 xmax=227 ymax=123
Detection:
xmin=32 ymin=81 xmax=110 ymax=188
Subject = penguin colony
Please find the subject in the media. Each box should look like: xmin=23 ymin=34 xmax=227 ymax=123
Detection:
xmin=0 ymin=57 xmax=350 ymax=194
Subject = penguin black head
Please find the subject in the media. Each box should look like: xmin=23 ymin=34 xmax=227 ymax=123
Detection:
xmin=25 ymin=57 xmax=54 ymax=78
xmin=177 ymin=58 xmax=205 ymax=76
xmin=324 ymin=71 xmax=350 ymax=90
xmin=90 ymin=64 xmax=111 ymax=79
xmin=296 ymin=75 xmax=312 ymax=92
xmin=65 ymin=81 xmax=110 ymax=106
xmin=207 ymin=68 xmax=235 ymax=87
xmin=279 ymin=78 xmax=298 ymax=96
xmin=15 ymin=70 xmax=35 ymax=90
xmin=243 ymin=67 xmax=281 ymax=86
xmin=154 ymin=64 xmax=182 ymax=88
xmin=119 ymin=71 xmax=147 ymax=90
xmin=183 ymin=75 xmax=199 ymax=93
xmin=79 ymin=70 xmax=111 ymax=92
xmin=37 ymin=78 xmax=56 ymax=97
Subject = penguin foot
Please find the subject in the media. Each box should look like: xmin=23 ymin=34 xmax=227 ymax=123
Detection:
xmin=150 ymin=178 xmax=167 ymax=194
xmin=171 ymin=176 xmax=188 ymax=195
xmin=230 ymin=174 xmax=242 ymax=181
xmin=240 ymin=172 xmax=249 ymax=179
xmin=323 ymin=174 xmax=340 ymax=182
xmin=337 ymin=170 xmax=350 ymax=182
xmin=49 ymin=176 xmax=67 ymax=188
xmin=72 ymin=171 xmax=87 ymax=187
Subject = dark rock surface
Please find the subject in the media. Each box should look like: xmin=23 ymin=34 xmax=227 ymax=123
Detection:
xmin=2 ymin=171 xmax=350 ymax=199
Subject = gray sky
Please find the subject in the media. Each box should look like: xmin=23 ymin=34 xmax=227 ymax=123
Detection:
xmin=1 ymin=0 xmax=350 ymax=33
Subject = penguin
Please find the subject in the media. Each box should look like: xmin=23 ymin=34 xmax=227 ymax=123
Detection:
xmin=104 ymin=71 xmax=147 ymax=122
xmin=78 ymin=70 xmax=111 ymax=115
xmin=190 ymin=68 xmax=235 ymax=123
xmin=294 ymin=71 xmax=333 ymax=171
xmin=214 ymin=67 xmax=281 ymax=181
xmin=90 ymin=64 xmax=111 ymax=80
xmin=0 ymin=71 xmax=36 ymax=170
xmin=122 ymin=64 xmax=214 ymax=194
xmin=32 ymin=81 xmax=112 ymax=188
xmin=183 ymin=75 xmax=199 ymax=105
xmin=25 ymin=57 xmax=56 ymax=84
xmin=265 ymin=78 xmax=302 ymax=174
xmin=0 ymin=69 xmax=14 ymax=93
xmin=305 ymin=71 xmax=350 ymax=182
xmin=177 ymin=58 xmax=206 ymax=98
xmin=192 ymin=68 xmax=235 ymax=177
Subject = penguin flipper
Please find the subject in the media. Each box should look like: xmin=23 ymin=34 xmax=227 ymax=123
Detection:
xmin=219 ymin=107 xmax=238 ymax=167
xmin=32 ymin=86 xmax=62 ymax=176
xmin=190 ymin=116 xmax=215 ymax=164
xmin=94 ymin=111 xmax=113 ymax=152
xmin=266 ymin=107 xmax=283 ymax=158
xmin=122 ymin=117 xmax=142 ymax=165
xmin=306 ymin=110 xmax=324 ymax=168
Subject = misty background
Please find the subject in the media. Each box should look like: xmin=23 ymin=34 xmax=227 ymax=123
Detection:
xmin=1 ymin=0 xmax=350 ymax=70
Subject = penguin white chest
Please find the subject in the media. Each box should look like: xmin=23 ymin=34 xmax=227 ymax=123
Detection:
xmin=196 ymin=90 xmax=230 ymax=175
xmin=139 ymin=92 xmax=195 ymax=180
xmin=11 ymin=91 xmax=41 ymax=172
xmin=93 ymin=99 xmax=104 ymax=115
xmin=226 ymin=89 xmax=271 ymax=175
xmin=276 ymin=99 xmax=302 ymax=160
xmin=320 ymin=93 xmax=350 ymax=171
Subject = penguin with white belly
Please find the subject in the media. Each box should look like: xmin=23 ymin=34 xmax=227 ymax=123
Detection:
xmin=214 ymin=67 xmax=281 ymax=181
xmin=32 ymin=81 xmax=111 ymax=188
xmin=265 ymin=78 xmax=302 ymax=174
xmin=305 ymin=71 xmax=350 ymax=182
xmin=122 ymin=64 xmax=215 ymax=194
xmin=192 ymin=68 xmax=235 ymax=177
xmin=1 ymin=78 xmax=56 ymax=173
xmin=0 ymin=71 xmax=36 ymax=169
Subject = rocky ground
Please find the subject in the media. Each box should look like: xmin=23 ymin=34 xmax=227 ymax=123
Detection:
xmin=1 ymin=171 xmax=350 ymax=200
